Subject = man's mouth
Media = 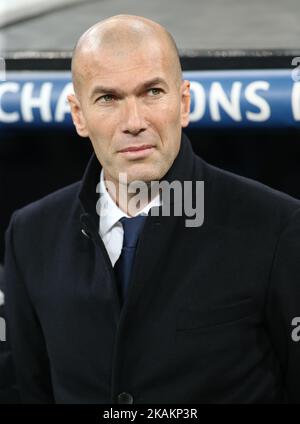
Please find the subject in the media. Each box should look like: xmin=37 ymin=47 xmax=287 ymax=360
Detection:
xmin=119 ymin=144 xmax=154 ymax=153
xmin=118 ymin=144 xmax=155 ymax=159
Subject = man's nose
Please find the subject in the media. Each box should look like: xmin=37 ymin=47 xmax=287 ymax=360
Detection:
xmin=121 ymin=97 xmax=147 ymax=135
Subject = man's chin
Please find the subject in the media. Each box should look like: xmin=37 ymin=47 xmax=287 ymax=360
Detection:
xmin=125 ymin=173 xmax=160 ymax=184
xmin=117 ymin=164 xmax=163 ymax=184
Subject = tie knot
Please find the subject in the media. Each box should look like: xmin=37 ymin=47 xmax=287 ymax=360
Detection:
xmin=120 ymin=215 xmax=147 ymax=248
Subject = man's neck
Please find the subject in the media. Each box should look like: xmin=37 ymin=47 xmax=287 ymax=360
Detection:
xmin=103 ymin=171 xmax=160 ymax=217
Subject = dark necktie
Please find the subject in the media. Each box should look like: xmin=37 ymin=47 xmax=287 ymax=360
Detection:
xmin=114 ymin=215 xmax=147 ymax=305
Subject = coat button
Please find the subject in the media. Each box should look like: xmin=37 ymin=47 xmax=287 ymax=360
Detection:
xmin=117 ymin=392 xmax=133 ymax=404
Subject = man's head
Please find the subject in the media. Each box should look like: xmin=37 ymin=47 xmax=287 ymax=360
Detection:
xmin=68 ymin=15 xmax=190 ymax=188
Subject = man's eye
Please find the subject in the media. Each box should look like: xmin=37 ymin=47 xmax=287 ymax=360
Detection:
xmin=148 ymin=88 xmax=162 ymax=96
xmin=98 ymin=94 xmax=114 ymax=103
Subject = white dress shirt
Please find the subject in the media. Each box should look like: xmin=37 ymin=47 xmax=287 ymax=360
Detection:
xmin=98 ymin=169 xmax=161 ymax=267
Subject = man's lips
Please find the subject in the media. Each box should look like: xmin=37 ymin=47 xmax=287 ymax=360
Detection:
xmin=118 ymin=144 xmax=154 ymax=153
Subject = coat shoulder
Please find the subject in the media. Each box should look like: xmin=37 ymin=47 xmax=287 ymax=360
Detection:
xmin=195 ymin=156 xmax=300 ymax=229
xmin=9 ymin=181 xmax=81 ymax=229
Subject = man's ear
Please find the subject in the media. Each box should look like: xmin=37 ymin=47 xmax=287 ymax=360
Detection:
xmin=180 ymin=80 xmax=191 ymax=128
xmin=67 ymin=93 xmax=89 ymax=137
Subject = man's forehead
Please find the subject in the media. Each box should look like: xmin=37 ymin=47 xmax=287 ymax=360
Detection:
xmin=78 ymin=42 xmax=171 ymax=82
xmin=79 ymin=34 xmax=167 ymax=66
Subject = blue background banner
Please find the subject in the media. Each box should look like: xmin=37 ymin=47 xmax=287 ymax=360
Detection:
xmin=1 ymin=70 xmax=300 ymax=129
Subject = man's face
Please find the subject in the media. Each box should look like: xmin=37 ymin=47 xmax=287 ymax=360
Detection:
xmin=69 ymin=38 xmax=190 ymax=185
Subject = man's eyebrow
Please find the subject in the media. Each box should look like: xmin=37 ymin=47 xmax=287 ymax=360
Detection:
xmin=140 ymin=77 xmax=168 ymax=90
xmin=90 ymin=77 xmax=168 ymax=100
xmin=90 ymin=86 xmax=121 ymax=100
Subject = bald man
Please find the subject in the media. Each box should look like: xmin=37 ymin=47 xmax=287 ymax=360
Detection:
xmin=4 ymin=15 xmax=300 ymax=404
